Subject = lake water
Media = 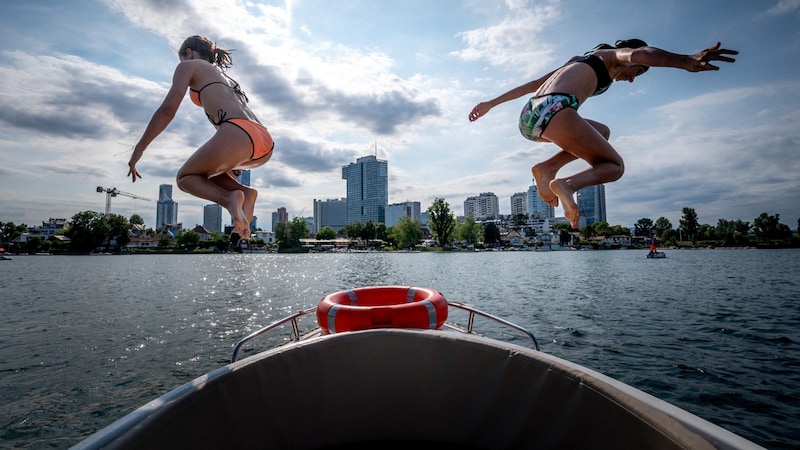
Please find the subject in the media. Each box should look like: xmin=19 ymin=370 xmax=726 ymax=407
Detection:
xmin=1 ymin=249 xmax=798 ymax=448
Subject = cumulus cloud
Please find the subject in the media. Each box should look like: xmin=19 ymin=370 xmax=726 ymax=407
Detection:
xmin=0 ymin=52 xmax=159 ymax=139
xmin=451 ymin=0 xmax=561 ymax=76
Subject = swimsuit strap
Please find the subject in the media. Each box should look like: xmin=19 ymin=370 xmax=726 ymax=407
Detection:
xmin=573 ymin=54 xmax=612 ymax=96
xmin=221 ymin=72 xmax=249 ymax=103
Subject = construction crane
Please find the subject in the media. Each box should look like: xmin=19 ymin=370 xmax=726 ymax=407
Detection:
xmin=96 ymin=186 xmax=151 ymax=216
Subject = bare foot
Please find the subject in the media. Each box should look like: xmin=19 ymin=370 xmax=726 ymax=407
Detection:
xmin=549 ymin=179 xmax=579 ymax=228
xmin=227 ymin=190 xmax=250 ymax=237
xmin=241 ymin=187 xmax=258 ymax=225
xmin=532 ymin=164 xmax=559 ymax=207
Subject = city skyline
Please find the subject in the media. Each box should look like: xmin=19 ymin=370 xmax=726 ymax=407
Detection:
xmin=1 ymin=2 xmax=798 ymax=230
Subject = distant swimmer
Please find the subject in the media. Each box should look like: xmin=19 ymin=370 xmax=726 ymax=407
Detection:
xmin=469 ymin=40 xmax=737 ymax=228
xmin=128 ymin=35 xmax=275 ymax=238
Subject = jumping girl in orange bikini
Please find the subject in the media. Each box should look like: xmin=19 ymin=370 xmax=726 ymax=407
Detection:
xmin=128 ymin=35 xmax=273 ymax=238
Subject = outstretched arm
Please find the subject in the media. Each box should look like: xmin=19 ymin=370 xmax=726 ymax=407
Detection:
xmin=128 ymin=63 xmax=193 ymax=182
xmin=619 ymin=42 xmax=737 ymax=72
xmin=468 ymin=58 xmax=578 ymax=122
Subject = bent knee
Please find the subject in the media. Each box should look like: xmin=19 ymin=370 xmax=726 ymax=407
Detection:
xmin=610 ymin=162 xmax=625 ymax=181
xmin=176 ymin=174 xmax=191 ymax=192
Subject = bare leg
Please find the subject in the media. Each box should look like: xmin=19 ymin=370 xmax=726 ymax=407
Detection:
xmin=178 ymin=174 xmax=251 ymax=237
xmin=176 ymin=124 xmax=254 ymax=237
xmin=540 ymin=110 xmax=624 ymax=228
xmin=210 ymin=172 xmax=259 ymax=226
xmin=532 ymin=151 xmax=576 ymax=206
xmin=530 ymin=119 xmax=609 ymax=207
xmin=549 ymin=179 xmax=579 ymax=228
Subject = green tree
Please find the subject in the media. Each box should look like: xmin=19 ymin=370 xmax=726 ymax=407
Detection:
xmin=483 ymin=222 xmax=501 ymax=246
xmin=316 ymin=226 xmax=337 ymax=240
xmin=362 ymin=220 xmax=377 ymax=242
xmin=752 ymin=213 xmax=792 ymax=243
xmin=591 ymin=221 xmax=612 ymax=237
xmin=208 ymin=231 xmax=230 ymax=251
xmin=608 ymin=224 xmax=631 ymax=236
xmin=393 ymin=216 xmax=422 ymax=249
xmin=275 ymin=218 xmax=308 ymax=250
xmin=107 ymin=213 xmax=130 ymax=251
xmin=129 ymin=214 xmax=145 ymax=226
xmin=158 ymin=235 xmax=173 ymax=249
xmin=375 ymin=222 xmax=388 ymax=242
xmin=1 ymin=221 xmax=29 ymax=250
xmin=23 ymin=236 xmax=43 ymax=254
xmin=634 ymin=218 xmax=654 ymax=237
xmin=661 ymin=228 xmax=678 ymax=245
xmin=459 ymin=216 xmax=482 ymax=245
xmin=289 ymin=217 xmax=309 ymax=245
xmin=553 ymin=223 xmax=572 ymax=246
xmin=679 ymin=207 xmax=699 ymax=243
xmin=652 ymin=217 xmax=673 ymax=238
xmin=66 ymin=211 xmax=109 ymax=253
xmin=344 ymin=222 xmax=364 ymax=240
xmin=697 ymin=223 xmax=717 ymax=242
xmin=427 ymin=198 xmax=456 ymax=247
xmin=716 ymin=219 xmax=750 ymax=247
xmin=274 ymin=221 xmax=290 ymax=246
xmin=177 ymin=230 xmax=201 ymax=249
xmin=580 ymin=224 xmax=596 ymax=239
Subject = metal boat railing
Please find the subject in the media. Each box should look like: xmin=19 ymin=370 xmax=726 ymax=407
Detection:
xmin=231 ymin=301 xmax=539 ymax=362
xmin=445 ymin=301 xmax=539 ymax=351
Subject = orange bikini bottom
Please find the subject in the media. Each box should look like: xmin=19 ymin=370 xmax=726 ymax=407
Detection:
xmin=226 ymin=119 xmax=274 ymax=161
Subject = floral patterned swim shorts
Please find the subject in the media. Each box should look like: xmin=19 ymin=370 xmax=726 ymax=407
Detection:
xmin=518 ymin=93 xmax=579 ymax=140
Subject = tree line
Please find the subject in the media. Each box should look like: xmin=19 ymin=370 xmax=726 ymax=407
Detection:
xmin=634 ymin=207 xmax=799 ymax=248
xmin=3 ymin=204 xmax=797 ymax=254
xmin=0 ymin=211 xmax=260 ymax=254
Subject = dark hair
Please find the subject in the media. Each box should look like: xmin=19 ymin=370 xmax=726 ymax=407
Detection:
xmin=614 ymin=39 xmax=648 ymax=49
xmin=589 ymin=38 xmax=650 ymax=73
xmin=179 ymin=35 xmax=234 ymax=69
xmin=591 ymin=38 xmax=649 ymax=52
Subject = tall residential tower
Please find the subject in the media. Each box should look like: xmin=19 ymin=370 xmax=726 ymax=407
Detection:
xmin=156 ymin=184 xmax=178 ymax=230
xmin=341 ymin=155 xmax=388 ymax=224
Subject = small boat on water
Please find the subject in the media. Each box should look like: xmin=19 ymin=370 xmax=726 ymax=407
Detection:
xmin=647 ymin=241 xmax=667 ymax=258
xmin=72 ymin=286 xmax=763 ymax=450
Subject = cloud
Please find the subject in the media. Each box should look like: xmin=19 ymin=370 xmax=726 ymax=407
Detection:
xmin=0 ymin=51 xmax=160 ymax=140
xmin=765 ymin=0 xmax=800 ymax=16
xmin=451 ymin=0 xmax=561 ymax=76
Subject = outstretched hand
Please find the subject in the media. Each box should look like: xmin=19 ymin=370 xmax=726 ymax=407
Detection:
xmin=468 ymin=102 xmax=492 ymax=122
xmin=688 ymin=42 xmax=738 ymax=72
xmin=127 ymin=148 xmax=143 ymax=182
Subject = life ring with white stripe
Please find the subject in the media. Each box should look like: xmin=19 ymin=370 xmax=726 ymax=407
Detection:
xmin=316 ymin=286 xmax=448 ymax=334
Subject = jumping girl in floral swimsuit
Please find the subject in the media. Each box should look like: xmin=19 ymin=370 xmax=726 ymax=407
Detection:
xmin=469 ymin=39 xmax=737 ymax=228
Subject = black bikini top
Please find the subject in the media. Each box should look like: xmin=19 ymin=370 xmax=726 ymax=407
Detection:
xmin=572 ymin=54 xmax=612 ymax=96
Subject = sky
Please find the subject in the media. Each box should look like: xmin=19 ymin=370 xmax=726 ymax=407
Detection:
xmin=1 ymin=0 xmax=798 ymax=232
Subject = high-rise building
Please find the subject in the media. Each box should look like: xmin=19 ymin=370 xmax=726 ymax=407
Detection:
xmin=510 ymin=192 xmax=528 ymax=217
xmin=156 ymin=184 xmax=178 ymax=230
xmin=272 ymin=207 xmax=288 ymax=231
xmin=313 ymin=198 xmax=347 ymax=233
xmin=341 ymin=155 xmax=388 ymax=224
xmin=203 ymin=204 xmax=222 ymax=233
xmin=527 ymin=182 xmax=555 ymax=219
xmin=386 ymin=201 xmax=421 ymax=228
xmin=463 ymin=192 xmax=499 ymax=220
xmin=577 ymin=184 xmax=606 ymax=227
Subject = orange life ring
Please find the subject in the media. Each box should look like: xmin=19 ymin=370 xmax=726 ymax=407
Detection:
xmin=316 ymin=286 xmax=448 ymax=334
